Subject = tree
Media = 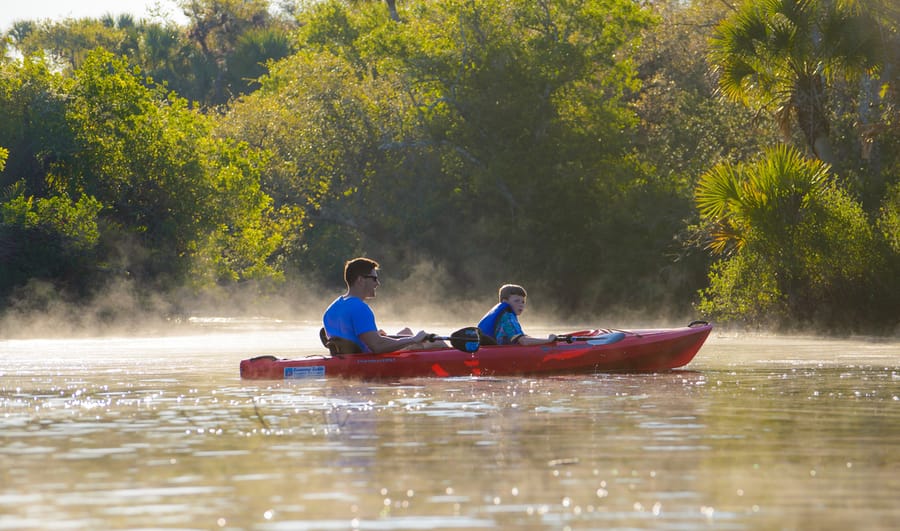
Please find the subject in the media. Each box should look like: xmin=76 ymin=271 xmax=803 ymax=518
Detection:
xmin=0 ymin=58 xmax=73 ymax=198
xmin=228 ymin=0 xmax=680 ymax=313
xmin=695 ymin=144 xmax=888 ymax=330
xmin=180 ymin=0 xmax=294 ymax=105
xmin=58 ymin=49 xmax=283 ymax=287
xmin=9 ymin=16 xmax=131 ymax=71
xmin=356 ymin=0 xmax=666 ymax=309
xmin=4 ymin=4 xmax=295 ymax=108
xmin=220 ymin=46 xmax=417 ymax=281
xmin=0 ymin=186 xmax=103 ymax=300
xmin=709 ymin=0 xmax=883 ymax=164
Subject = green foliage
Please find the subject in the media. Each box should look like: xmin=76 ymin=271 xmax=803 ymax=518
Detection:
xmin=60 ymin=49 xmax=282 ymax=286
xmin=695 ymin=145 xmax=891 ymax=330
xmin=1 ymin=0 xmax=897 ymax=331
xmin=634 ymin=1 xmax=780 ymax=180
xmin=10 ymin=17 xmax=134 ymax=71
xmin=0 ymin=186 xmax=102 ymax=298
xmin=879 ymin=182 xmax=900 ymax=254
xmin=709 ymin=0 xmax=884 ymax=163
xmin=179 ymin=0 xmax=294 ymax=104
xmin=189 ymin=137 xmax=290 ymax=286
xmin=4 ymin=1 xmax=295 ymax=107
xmin=0 ymin=48 xmax=285 ymax=306
xmin=63 ymin=49 xmax=208 ymax=281
xmin=225 ymin=28 xmax=292 ymax=94
xmin=262 ymin=0 xmax=670 ymax=310
xmin=0 ymin=58 xmax=73 ymax=197
xmin=1 ymin=190 xmax=102 ymax=249
xmin=697 ymin=251 xmax=786 ymax=326
xmin=696 ymin=144 xmax=832 ymax=255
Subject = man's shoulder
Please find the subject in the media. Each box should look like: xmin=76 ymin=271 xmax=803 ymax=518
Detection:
xmin=328 ymin=296 xmax=371 ymax=313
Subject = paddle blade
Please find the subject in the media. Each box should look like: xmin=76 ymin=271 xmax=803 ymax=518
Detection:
xmin=448 ymin=327 xmax=480 ymax=353
xmin=585 ymin=332 xmax=626 ymax=345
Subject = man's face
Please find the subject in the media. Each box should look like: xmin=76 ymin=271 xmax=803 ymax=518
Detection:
xmin=359 ymin=270 xmax=380 ymax=298
xmin=505 ymin=294 xmax=526 ymax=315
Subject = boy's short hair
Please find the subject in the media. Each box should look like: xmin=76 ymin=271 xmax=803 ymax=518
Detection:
xmin=344 ymin=257 xmax=379 ymax=287
xmin=499 ymin=284 xmax=526 ymax=302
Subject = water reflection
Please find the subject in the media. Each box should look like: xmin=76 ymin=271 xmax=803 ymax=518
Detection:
xmin=1 ymin=324 xmax=898 ymax=529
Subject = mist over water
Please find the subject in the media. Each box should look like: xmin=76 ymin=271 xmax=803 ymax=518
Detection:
xmin=5 ymin=242 xmax=895 ymax=340
xmin=0 ymin=257 xmax=714 ymax=340
xmin=1 ymin=318 xmax=898 ymax=530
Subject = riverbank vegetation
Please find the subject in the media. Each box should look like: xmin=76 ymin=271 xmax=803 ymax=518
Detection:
xmin=1 ymin=0 xmax=898 ymax=334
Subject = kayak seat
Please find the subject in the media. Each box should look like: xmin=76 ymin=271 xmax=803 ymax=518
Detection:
xmin=478 ymin=333 xmax=497 ymax=346
xmin=319 ymin=327 xmax=363 ymax=355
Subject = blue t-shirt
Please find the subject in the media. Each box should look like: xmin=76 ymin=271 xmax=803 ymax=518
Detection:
xmin=323 ymin=296 xmax=378 ymax=352
xmin=494 ymin=311 xmax=524 ymax=345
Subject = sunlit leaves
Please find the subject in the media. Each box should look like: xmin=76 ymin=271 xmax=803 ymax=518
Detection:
xmin=878 ymin=182 xmax=900 ymax=254
xmin=709 ymin=0 xmax=884 ymax=161
xmin=697 ymin=251 xmax=786 ymax=325
xmin=695 ymin=144 xmax=883 ymax=327
xmin=697 ymin=144 xmax=829 ymax=255
xmin=50 ymin=49 xmax=281 ymax=286
xmin=0 ymin=186 xmax=103 ymax=298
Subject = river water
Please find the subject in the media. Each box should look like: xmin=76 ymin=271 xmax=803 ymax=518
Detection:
xmin=1 ymin=319 xmax=898 ymax=530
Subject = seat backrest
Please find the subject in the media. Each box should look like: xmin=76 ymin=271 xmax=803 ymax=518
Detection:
xmin=478 ymin=333 xmax=497 ymax=346
xmin=319 ymin=327 xmax=363 ymax=355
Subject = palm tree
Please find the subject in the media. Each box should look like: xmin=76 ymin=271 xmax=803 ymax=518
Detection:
xmin=709 ymin=0 xmax=882 ymax=164
xmin=695 ymin=143 xmax=830 ymax=256
xmin=694 ymin=143 xmax=884 ymax=327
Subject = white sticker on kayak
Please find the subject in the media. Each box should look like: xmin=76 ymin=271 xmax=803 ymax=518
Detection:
xmin=284 ymin=366 xmax=326 ymax=379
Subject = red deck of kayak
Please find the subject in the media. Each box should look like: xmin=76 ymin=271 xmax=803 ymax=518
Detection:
xmin=239 ymin=322 xmax=712 ymax=379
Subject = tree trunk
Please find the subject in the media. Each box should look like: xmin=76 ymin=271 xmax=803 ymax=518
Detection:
xmin=793 ymin=74 xmax=833 ymax=164
xmin=385 ymin=0 xmax=400 ymax=22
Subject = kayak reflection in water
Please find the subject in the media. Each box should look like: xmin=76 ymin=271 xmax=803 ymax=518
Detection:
xmin=477 ymin=284 xmax=557 ymax=346
xmin=322 ymin=257 xmax=445 ymax=354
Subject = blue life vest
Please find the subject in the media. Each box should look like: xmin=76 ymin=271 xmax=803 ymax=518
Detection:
xmin=477 ymin=302 xmax=511 ymax=339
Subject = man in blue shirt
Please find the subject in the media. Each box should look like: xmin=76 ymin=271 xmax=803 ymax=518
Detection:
xmin=323 ymin=257 xmax=433 ymax=353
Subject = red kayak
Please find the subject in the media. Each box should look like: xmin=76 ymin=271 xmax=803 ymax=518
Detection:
xmin=239 ymin=321 xmax=712 ymax=380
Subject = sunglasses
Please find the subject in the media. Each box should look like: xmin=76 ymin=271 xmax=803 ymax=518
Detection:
xmin=363 ymin=275 xmax=380 ymax=283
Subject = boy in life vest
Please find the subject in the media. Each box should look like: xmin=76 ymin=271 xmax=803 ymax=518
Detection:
xmin=477 ymin=284 xmax=557 ymax=345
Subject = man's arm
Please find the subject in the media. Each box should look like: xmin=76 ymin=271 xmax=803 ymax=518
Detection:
xmin=359 ymin=330 xmax=429 ymax=354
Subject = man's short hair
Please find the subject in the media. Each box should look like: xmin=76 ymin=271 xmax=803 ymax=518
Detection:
xmin=499 ymin=284 xmax=526 ymax=301
xmin=344 ymin=257 xmax=379 ymax=287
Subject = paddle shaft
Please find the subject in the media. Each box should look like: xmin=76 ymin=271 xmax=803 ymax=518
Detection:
xmin=388 ymin=327 xmax=480 ymax=354
xmin=556 ymin=332 xmax=615 ymax=343
xmin=426 ymin=333 xmax=477 ymax=341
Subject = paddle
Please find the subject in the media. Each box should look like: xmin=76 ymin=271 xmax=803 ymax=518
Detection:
xmin=555 ymin=331 xmax=626 ymax=346
xmin=426 ymin=326 xmax=481 ymax=354
xmin=322 ymin=326 xmax=480 ymax=355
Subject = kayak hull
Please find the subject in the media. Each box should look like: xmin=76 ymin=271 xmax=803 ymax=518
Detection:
xmin=239 ymin=322 xmax=713 ymax=380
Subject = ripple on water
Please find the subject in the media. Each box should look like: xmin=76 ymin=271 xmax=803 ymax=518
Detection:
xmin=258 ymin=515 xmax=496 ymax=530
xmin=56 ymin=446 xmax=138 ymax=459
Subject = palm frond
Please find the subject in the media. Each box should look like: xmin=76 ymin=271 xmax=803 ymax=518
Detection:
xmin=696 ymin=163 xmax=744 ymax=221
xmin=1 ymin=180 xmax=27 ymax=203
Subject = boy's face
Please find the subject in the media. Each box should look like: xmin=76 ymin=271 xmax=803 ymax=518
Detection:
xmin=505 ymin=295 xmax=526 ymax=315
